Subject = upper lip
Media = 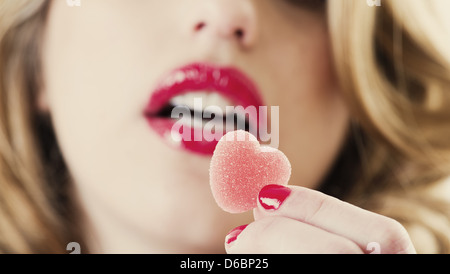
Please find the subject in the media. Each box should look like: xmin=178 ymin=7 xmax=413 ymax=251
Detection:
xmin=144 ymin=62 xmax=264 ymax=119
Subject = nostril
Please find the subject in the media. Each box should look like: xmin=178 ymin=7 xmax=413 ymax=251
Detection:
xmin=195 ymin=22 xmax=206 ymax=32
xmin=234 ymin=29 xmax=244 ymax=39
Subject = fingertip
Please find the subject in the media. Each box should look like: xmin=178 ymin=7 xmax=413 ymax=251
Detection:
xmin=224 ymin=224 xmax=248 ymax=253
xmin=258 ymin=184 xmax=292 ymax=211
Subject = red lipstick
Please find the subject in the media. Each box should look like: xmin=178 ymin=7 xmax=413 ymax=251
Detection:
xmin=144 ymin=63 xmax=264 ymax=156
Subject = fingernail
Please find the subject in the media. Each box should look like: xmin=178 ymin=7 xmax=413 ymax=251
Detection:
xmin=258 ymin=184 xmax=291 ymax=210
xmin=225 ymin=225 xmax=248 ymax=245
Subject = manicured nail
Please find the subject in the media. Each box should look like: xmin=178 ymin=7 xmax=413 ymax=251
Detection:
xmin=225 ymin=225 xmax=248 ymax=245
xmin=258 ymin=184 xmax=291 ymax=210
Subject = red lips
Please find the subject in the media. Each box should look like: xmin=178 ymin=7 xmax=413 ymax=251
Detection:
xmin=143 ymin=63 xmax=264 ymax=156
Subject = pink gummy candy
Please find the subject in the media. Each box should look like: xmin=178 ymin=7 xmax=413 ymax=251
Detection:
xmin=209 ymin=130 xmax=291 ymax=213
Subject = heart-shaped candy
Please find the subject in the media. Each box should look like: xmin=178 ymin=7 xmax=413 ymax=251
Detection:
xmin=209 ymin=130 xmax=291 ymax=213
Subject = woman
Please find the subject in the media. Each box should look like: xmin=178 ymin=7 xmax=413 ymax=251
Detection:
xmin=0 ymin=0 xmax=449 ymax=254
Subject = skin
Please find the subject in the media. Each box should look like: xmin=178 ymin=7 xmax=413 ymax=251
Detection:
xmin=40 ymin=0 xmax=414 ymax=253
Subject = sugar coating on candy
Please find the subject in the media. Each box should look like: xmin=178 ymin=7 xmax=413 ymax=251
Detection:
xmin=209 ymin=130 xmax=291 ymax=213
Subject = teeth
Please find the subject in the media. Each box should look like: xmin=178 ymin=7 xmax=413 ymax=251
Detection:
xmin=207 ymin=93 xmax=231 ymax=111
xmin=168 ymin=91 xmax=248 ymax=130
xmin=169 ymin=91 xmax=233 ymax=113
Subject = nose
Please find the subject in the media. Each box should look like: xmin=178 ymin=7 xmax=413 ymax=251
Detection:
xmin=188 ymin=0 xmax=259 ymax=49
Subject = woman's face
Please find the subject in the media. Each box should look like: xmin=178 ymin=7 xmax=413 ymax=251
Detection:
xmin=41 ymin=0 xmax=349 ymax=253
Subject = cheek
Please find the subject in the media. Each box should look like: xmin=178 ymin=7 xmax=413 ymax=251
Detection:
xmin=41 ymin=0 xmax=184 ymax=185
xmin=274 ymin=30 xmax=349 ymax=189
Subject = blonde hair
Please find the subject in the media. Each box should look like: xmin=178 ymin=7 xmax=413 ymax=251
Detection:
xmin=323 ymin=0 xmax=450 ymax=253
xmin=0 ymin=0 xmax=449 ymax=253
xmin=0 ymin=0 xmax=82 ymax=253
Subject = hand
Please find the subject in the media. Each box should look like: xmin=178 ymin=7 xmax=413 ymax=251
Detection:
xmin=225 ymin=184 xmax=416 ymax=254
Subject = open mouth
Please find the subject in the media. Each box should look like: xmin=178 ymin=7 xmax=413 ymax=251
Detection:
xmin=152 ymin=91 xmax=250 ymax=131
xmin=144 ymin=63 xmax=264 ymax=156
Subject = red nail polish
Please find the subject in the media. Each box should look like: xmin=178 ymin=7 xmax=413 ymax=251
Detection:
xmin=258 ymin=184 xmax=291 ymax=210
xmin=225 ymin=225 xmax=248 ymax=245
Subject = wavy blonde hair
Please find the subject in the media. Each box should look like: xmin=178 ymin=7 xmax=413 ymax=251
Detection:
xmin=323 ymin=0 xmax=450 ymax=253
xmin=0 ymin=0 xmax=82 ymax=253
xmin=0 ymin=0 xmax=449 ymax=253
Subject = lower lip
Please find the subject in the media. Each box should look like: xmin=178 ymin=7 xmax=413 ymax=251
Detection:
xmin=148 ymin=118 xmax=220 ymax=156
xmin=144 ymin=63 xmax=264 ymax=156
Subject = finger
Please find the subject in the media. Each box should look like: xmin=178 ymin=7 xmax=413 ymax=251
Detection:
xmin=225 ymin=216 xmax=363 ymax=254
xmin=253 ymin=184 xmax=416 ymax=254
